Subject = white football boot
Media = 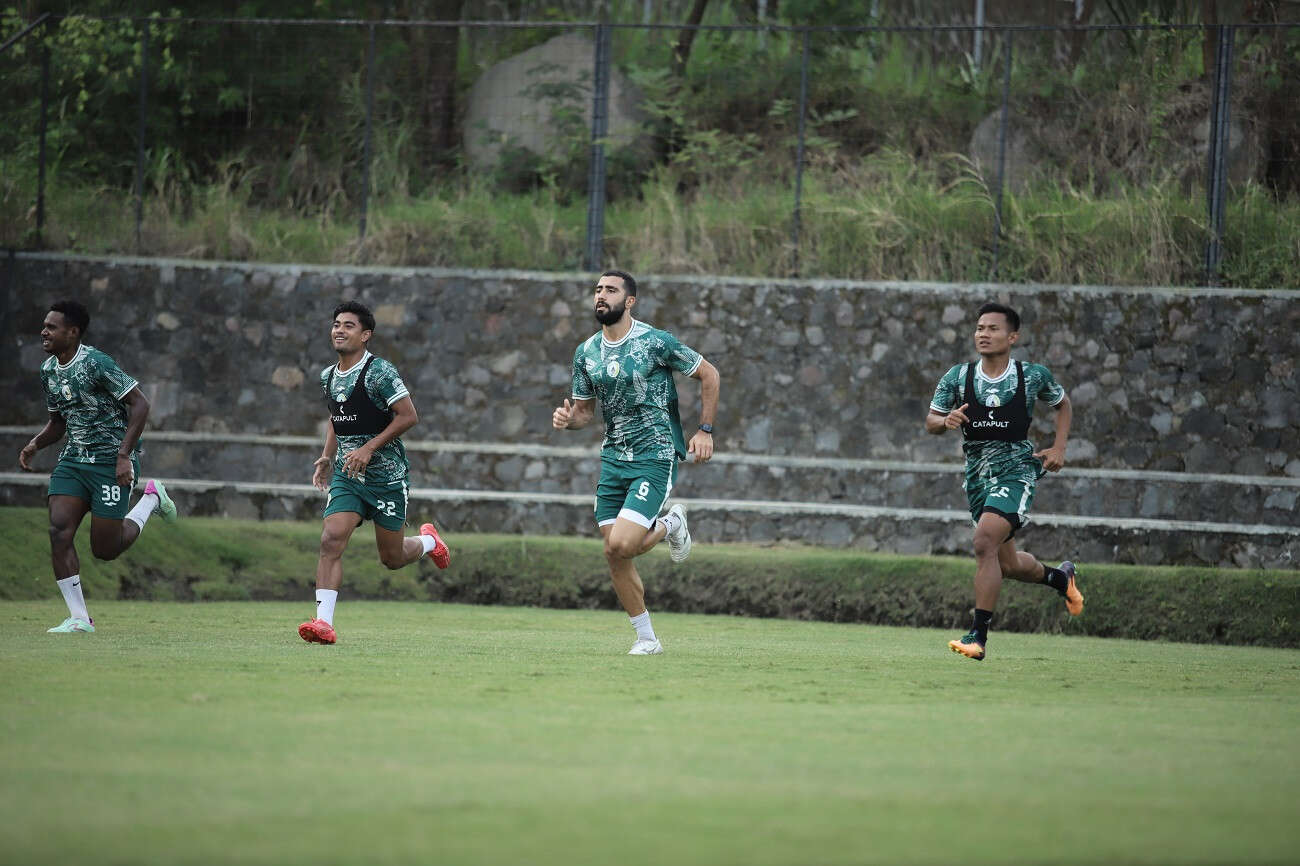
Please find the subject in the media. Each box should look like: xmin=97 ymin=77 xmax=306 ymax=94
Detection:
xmin=628 ymin=638 xmax=664 ymax=655
xmin=663 ymin=503 xmax=692 ymax=563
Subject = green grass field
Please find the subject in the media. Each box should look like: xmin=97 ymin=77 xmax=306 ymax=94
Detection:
xmin=2 ymin=600 xmax=1297 ymax=865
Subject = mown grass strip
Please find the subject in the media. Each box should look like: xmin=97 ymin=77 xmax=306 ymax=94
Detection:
xmin=3 ymin=506 xmax=1296 ymax=647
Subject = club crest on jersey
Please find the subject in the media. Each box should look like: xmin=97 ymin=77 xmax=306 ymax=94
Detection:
xmin=61 ymin=383 xmax=73 ymax=400
xmin=985 ymin=395 xmax=1001 ymax=407
xmin=606 ymin=360 xmax=621 ymax=378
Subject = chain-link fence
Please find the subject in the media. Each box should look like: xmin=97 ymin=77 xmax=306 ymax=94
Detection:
xmin=2 ymin=14 xmax=1297 ymax=287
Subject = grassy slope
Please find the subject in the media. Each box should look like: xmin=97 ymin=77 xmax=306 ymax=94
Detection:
xmin=8 ymin=167 xmax=1299 ymax=288
xmin=3 ymin=506 xmax=1298 ymax=647
xmin=1 ymin=601 xmax=1297 ymax=865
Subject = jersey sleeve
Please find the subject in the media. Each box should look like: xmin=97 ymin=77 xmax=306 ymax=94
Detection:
xmin=928 ymin=364 xmax=964 ymax=414
xmin=92 ymin=351 xmax=139 ymax=401
xmin=1029 ymin=364 xmax=1066 ymax=406
xmin=571 ymin=344 xmax=595 ymax=400
xmin=42 ymin=368 xmax=58 ymax=413
xmin=658 ymin=330 xmax=703 ymax=376
xmin=367 ymin=359 xmax=411 ymax=407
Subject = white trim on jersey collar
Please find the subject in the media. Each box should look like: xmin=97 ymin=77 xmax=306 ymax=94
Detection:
xmin=600 ymin=318 xmax=642 ymax=348
xmin=335 ymin=350 xmax=372 ymax=376
xmin=974 ymin=359 xmax=1016 ymax=383
xmin=54 ymin=344 xmax=88 ymax=371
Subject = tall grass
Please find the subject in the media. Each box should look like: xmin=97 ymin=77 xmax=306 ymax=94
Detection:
xmin=5 ymin=13 xmax=1297 ymax=288
xmin=5 ymin=152 xmax=1298 ymax=287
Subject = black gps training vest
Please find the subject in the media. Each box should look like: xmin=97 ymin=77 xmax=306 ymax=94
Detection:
xmin=327 ymin=356 xmax=393 ymax=437
xmin=960 ymin=360 xmax=1031 ymax=442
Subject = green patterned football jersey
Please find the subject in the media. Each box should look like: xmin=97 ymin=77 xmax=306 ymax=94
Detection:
xmin=571 ymin=319 xmax=703 ymax=462
xmin=319 ymin=351 xmax=411 ymax=484
xmin=930 ymin=359 xmax=1066 ymax=480
xmin=40 ymin=344 xmax=141 ymax=465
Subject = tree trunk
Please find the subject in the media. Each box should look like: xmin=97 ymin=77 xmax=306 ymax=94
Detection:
xmin=1066 ymin=0 xmax=1096 ymax=70
xmin=1202 ymin=0 xmax=1219 ymax=83
xmin=1243 ymin=0 xmax=1300 ymax=195
xmin=671 ymin=0 xmax=709 ymax=80
xmin=399 ymin=0 xmax=463 ymax=164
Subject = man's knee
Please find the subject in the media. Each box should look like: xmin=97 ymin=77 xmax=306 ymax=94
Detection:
xmin=997 ymin=549 xmax=1018 ymax=573
xmin=48 ymin=522 xmax=77 ymax=550
xmin=319 ymin=527 xmax=350 ymax=558
xmin=972 ymin=527 xmax=1002 ymax=558
xmin=49 ymin=517 xmax=89 ymax=556
xmin=379 ymin=550 xmax=407 ymax=570
xmin=91 ymin=540 xmax=123 ymax=561
xmin=1003 ymin=554 xmax=1040 ymax=581
xmin=604 ymin=535 xmax=639 ymax=561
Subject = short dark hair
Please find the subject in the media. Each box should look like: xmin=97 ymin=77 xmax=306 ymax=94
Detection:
xmin=601 ymin=269 xmax=637 ymax=297
xmin=49 ymin=300 xmax=90 ymax=336
xmin=977 ymin=301 xmax=1020 ymax=332
xmin=333 ymin=301 xmax=375 ymax=332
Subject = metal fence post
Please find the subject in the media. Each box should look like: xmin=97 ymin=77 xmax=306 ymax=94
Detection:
xmin=36 ymin=22 xmax=50 ymax=245
xmin=1 ymin=249 xmax=13 ymax=336
xmin=584 ymin=22 xmax=610 ymax=272
xmin=1204 ymin=25 xmax=1234 ymax=286
xmin=134 ymin=23 xmax=150 ymax=253
xmin=790 ymin=27 xmax=810 ymax=278
xmin=359 ymin=22 xmax=376 ymax=243
xmin=990 ymin=29 xmax=1012 ymax=278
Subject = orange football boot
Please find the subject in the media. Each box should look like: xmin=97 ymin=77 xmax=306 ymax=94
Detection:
xmin=420 ymin=523 xmax=451 ymax=569
xmin=298 ymin=618 xmax=337 ymax=644
xmin=1060 ymin=560 xmax=1084 ymax=616
xmin=948 ymin=632 xmax=986 ymax=660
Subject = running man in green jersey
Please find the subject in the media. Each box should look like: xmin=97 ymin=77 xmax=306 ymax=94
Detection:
xmin=298 ymin=301 xmax=449 ymax=645
xmin=552 ymin=270 xmax=721 ymax=655
xmin=925 ymin=301 xmax=1083 ymax=661
xmin=18 ymin=300 xmax=177 ymax=634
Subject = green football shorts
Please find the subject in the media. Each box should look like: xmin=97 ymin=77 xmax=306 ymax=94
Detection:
xmin=963 ymin=470 xmax=1038 ymax=536
xmin=48 ymin=456 xmax=141 ymax=519
xmin=323 ymin=471 xmax=409 ymax=531
xmin=594 ymin=456 xmax=676 ymax=528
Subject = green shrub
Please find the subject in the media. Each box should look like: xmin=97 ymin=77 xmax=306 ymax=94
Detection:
xmin=3 ymin=508 xmax=1295 ymax=647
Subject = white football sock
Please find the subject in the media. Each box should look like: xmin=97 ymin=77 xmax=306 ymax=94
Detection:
xmin=629 ymin=610 xmax=656 ymax=642
xmin=418 ymin=534 xmax=438 ymax=556
xmin=659 ymin=511 xmax=681 ymax=535
xmin=125 ymin=492 xmax=159 ymax=530
xmin=315 ymin=589 xmax=338 ymax=625
xmin=57 ymin=575 xmax=90 ymax=622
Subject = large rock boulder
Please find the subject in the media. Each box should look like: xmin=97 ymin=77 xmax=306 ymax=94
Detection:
xmin=968 ymin=111 xmax=1043 ymax=194
xmin=1184 ymin=114 xmax=1261 ymax=189
xmin=969 ymin=103 xmax=1260 ymax=194
xmin=462 ymin=31 xmax=649 ymax=172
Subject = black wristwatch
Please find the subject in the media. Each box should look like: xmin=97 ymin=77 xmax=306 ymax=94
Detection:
xmin=698 ymin=424 xmax=714 ymax=434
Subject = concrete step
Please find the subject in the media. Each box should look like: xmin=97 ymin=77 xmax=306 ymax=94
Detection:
xmin=3 ymin=428 xmax=1296 ymax=525
xmin=2 ymin=471 xmax=1296 ymax=569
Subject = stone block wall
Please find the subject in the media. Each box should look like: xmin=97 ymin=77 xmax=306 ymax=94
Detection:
xmin=4 ymin=253 xmax=1298 ymax=480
